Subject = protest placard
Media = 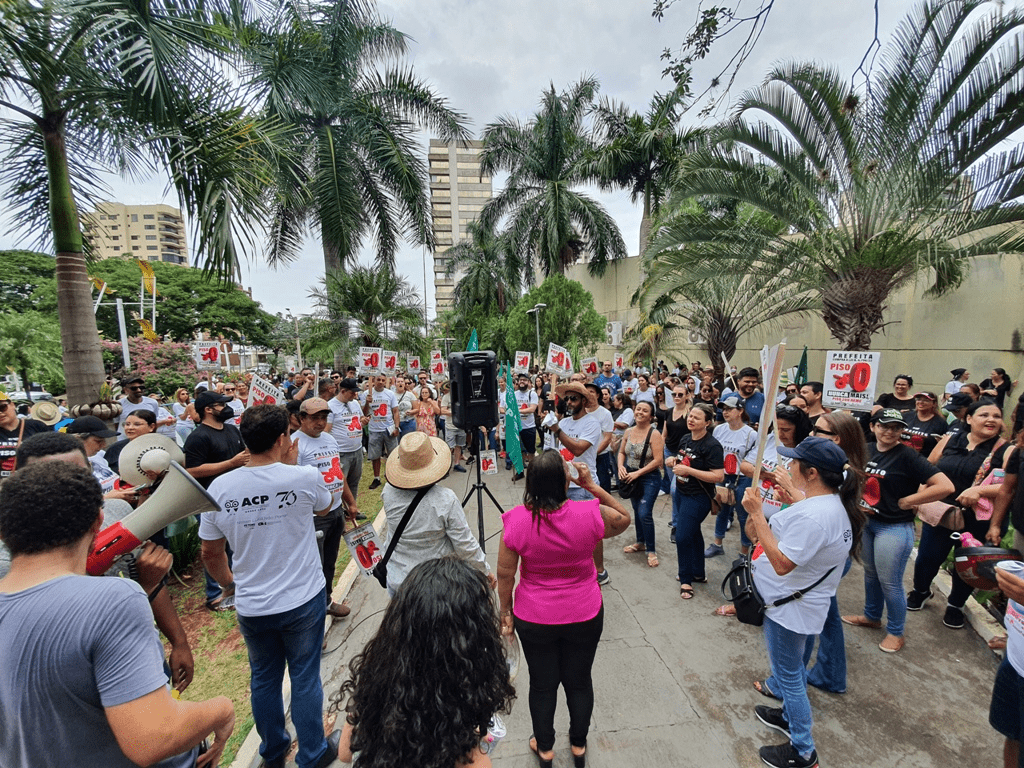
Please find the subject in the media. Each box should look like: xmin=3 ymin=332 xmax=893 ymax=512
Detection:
xmin=249 ymin=374 xmax=285 ymax=407
xmin=407 ymin=356 xmax=420 ymax=373
xmin=751 ymin=339 xmax=787 ymax=490
xmin=513 ymin=352 xmax=531 ymax=373
xmin=581 ymin=357 xmax=599 ymax=376
xmin=480 ymin=450 xmax=498 ymax=475
xmin=358 ymin=347 xmax=382 ymax=376
xmin=382 ymin=350 xmax=397 ymax=374
xmin=614 ymin=353 xmax=624 ymax=370
xmin=822 ymin=351 xmax=881 ymax=411
xmin=545 ymin=342 xmax=572 ymax=375
xmin=194 ymin=341 xmax=220 ymax=370
xmin=343 ymin=523 xmax=384 ymax=577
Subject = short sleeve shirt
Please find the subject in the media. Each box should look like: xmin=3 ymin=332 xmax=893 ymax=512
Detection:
xmin=0 ymin=419 xmax=51 ymax=479
xmin=863 ymin=443 xmax=941 ymax=523
xmin=675 ymin=432 xmax=725 ymax=497
xmin=557 ymin=413 xmax=603 ymax=488
xmin=591 ymin=406 xmax=615 ymax=455
xmin=365 ymin=388 xmax=398 ymax=433
xmin=183 ymin=423 xmax=245 ymax=489
xmin=327 ymin=397 xmax=364 ymax=453
xmin=515 ymin=390 xmax=539 ymax=429
xmin=293 ymin=431 xmax=346 ymax=512
xmin=712 ymin=423 xmax=758 ymax=477
xmin=116 ymin=397 xmax=160 ymax=437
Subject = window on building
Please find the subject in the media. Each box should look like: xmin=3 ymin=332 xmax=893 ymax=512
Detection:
xmin=131 ymin=214 xmax=138 ymax=222
xmin=130 ymin=235 xmax=138 ymax=240
xmin=143 ymin=214 xmax=154 ymax=220
xmin=145 ymin=235 xmax=156 ymax=240
xmin=144 ymin=224 xmax=155 ymax=230
xmin=132 ymin=246 xmax=139 ymax=251
xmin=147 ymin=245 xmax=157 ymax=250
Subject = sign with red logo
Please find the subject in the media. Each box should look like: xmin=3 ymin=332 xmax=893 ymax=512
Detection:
xmin=513 ymin=351 xmax=531 ymax=374
xmin=343 ymin=523 xmax=384 ymax=577
xmin=358 ymin=347 xmax=383 ymax=376
xmin=194 ymin=341 xmax=221 ymax=370
xmin=545 ymin=342 xmax=572 ymax=375
xmin=407 ymin=356 xmax=420 ymax=372
xmin=382 ymin=350 xmax=397 ymax=373
xmin=581 ymin=357 xmax=598 ymax=376
xmin=480 ymin=450 xmax=498 ymax=475
xmin=822 ymin=351 xmax=880 ymax=412
xmin=249 ymin=374 xmax=284 ymax=407
xmin=614 ymin=353 xmax=624 ymax=370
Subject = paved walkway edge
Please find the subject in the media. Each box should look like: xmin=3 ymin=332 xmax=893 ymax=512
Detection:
xmin=232 ymin=511 xmax=387 ymax=768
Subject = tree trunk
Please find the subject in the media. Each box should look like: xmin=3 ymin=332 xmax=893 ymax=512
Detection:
xmin=45 ymin=124 xmax=106 ymax=408
xmin=639 ymin=192 xmax=652 ymax=256
xmin=820 ymin=269 xmax=894 ymax=351
xmin=20 ymin=368 xmax=33 ymax=403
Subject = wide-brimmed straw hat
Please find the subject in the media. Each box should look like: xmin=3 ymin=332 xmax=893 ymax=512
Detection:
xmin=385 ymin=432 xmax=451 ymax=489
xmin=30 ymin=401 xmax=61 ymax=426
xmin=554 ymin=381 xmax=597 ymax=409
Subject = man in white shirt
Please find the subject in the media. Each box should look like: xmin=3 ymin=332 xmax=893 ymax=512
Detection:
xmin=325 ymin=378 xmax=367 ymax=497
xmin=363 ymin=375 xmax=399 ymax=490
xmin=115 ymin=376 xmax=160 ymax=437
xmin=294 ymin=398 xmax=357 ymax=620
xmin=514 ymin=374 xmax=539 ymax=480
xmin=201 ymin=404 xmax=340 ymax=768
xmin=584 ymin=382 xmax=615 ymax=494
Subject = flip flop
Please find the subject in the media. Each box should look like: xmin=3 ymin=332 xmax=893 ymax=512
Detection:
xmin=680 ymin=586 xmax=694 ymax=600
xmin=623 ymin=542 xmax=645 ymax=553
xmin=647 ymin=552 xmax=659 ymax=568
xmin=753 ymin=679 xmax=782 ymax=700
xmin=714 ymin=604 xmax=736 ymax=617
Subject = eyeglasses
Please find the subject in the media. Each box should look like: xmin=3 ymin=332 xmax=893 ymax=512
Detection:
xmin=331 ymin=375 xmax=341 ymax=380
xmin=224 ymin=388 xmax=236 ymax=393
xmin=776 ymin=405 xmax=800 ymax=417
xmin=812 ymin=426 xmax=837 ymax=437
xmin=565 ymin=395 xmax=583 ymax=402
xmin=876 ymin=422 xmax=905 ymax=431
xmin=672 ymin=393 xmax=686 ymax=398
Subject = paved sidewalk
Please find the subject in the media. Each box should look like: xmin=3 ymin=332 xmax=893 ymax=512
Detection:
xmin=269 ymin=461 xmax=1004 ymax=767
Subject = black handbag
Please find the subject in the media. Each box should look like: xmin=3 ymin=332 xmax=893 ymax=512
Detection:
xmin=721 ymin=555 xmax=836 ymax=627
xmin=619 ymin=427 xmax=653 ymax=499
xmin=371 ymin=486 xmax=429 ymax=589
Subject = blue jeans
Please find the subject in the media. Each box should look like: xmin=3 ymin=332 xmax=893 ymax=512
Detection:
xmin=661 ymin=447 xmax=673 ymax=493
xmin=763 ymin=616 xmax=816 ymax=759
xmin=596 ymin=452 xmax=614 ymax=493
xmin=399 ymin=419 xmax=416 ymax=436
xmin=673 ymin=491 xmax=712 ymax=584
xmin=237 ymin=590 xmax=328 ymax=768
xmin=567 ymin=486 xmax=594 ymax=502
xmin=862 ymin=519 xmax=915 ymax=636
xmin=631 ymin=474 xmax=662 ymax=552
xmin=713 ymin=476 xmax=753 ymax=548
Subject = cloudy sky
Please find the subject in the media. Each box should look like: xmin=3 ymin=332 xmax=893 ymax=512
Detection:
xmin=0 ymin=1 xmax=923 ymax=319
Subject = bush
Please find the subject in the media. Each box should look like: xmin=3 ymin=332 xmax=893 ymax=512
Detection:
xmin=103 ymin=338 xmax=199 ymax=398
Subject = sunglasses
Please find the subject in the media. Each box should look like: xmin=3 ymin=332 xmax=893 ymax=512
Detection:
xmin=812 ymin=426 xmax=837 ymax=437
xmin=565 ymin=395 xmax=583 ymax=402
xmin=776 ymin=405 xmax=800 ymax=417
xmin=0 ymin=402 xmax=9 ymax=411
xmin=331 ymin=375 xmax=341 ymax=380
xmin=672 ymin=393 xmax=687 ymax=398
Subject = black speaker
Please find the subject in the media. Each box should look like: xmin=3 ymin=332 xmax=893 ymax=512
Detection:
xmin=449 ymin=351 xmax=498 ymax=430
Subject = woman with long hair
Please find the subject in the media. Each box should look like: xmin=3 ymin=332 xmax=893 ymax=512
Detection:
xmin=741 ymin=437 xmax=866 ymax=768
xmin=618 ymin=401 xmax=665 ymax=567
xmin=706 ymin=396 xmax=758 ymax=559
xmin=981 ymin=367 xmax=1013 ymax=410
xmin=337 ymin=557 xmax=516 ymax=768
xmin=497 ymin=451 xmax=630 ymax=768
xmin=172 ymin=387 xmax=198 ymax=445
xmin=409 ymin=386 xmax=440 ymax=437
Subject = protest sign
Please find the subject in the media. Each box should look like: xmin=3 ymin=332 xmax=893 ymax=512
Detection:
xmin=430 ymin=358 xmax=447 ymax=382
xmin=480 ymin=450 xmax=498 ymax=475
xmin=343 ymin=523 xmax=384 ymax=577
xmin=822 ymin=351 xmax=881 ymax=411
xmin=249 ymin=374 xmax=285 ymax=407
xmin=545 ymin=343 xmax=572 ymax=375
xmin=513 ymin=352 xmax=532 ymax=374
xmin=614 ymin=353 xmax=624 ymax=370
xmin=581 ymin=357 xmax=599 ymax=376
xmin=407 ymin=355 xmax=421 ymax=373
xmin=358 ymin=347 xmax=382 ymax=376
xmin=194 ymin=341 xmax=220 ymax=370
xmin=382 ymin=350 xmax=398 ymax=374
xmin=750 ymin=339 xmax=787 ymax=490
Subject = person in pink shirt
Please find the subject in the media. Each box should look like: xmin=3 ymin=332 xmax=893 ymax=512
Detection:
xmin=497 ymin=451 xmax=630 ymax=768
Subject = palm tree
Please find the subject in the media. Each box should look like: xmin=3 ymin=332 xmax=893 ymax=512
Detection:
xmin=307 ymin=267 xmax=426 ymax=362
xmin=0 ymin=312 xmax=65 ymax=401
xmin=0 ymin=0 xmax=273 ymax=405
xmin=590 ymin=86 xmax=703 ymax=253
xmin=480 ymin=77 xmax=627 ymax=278
xmin=669 ymin=0 xmax=1024 ymax=350
xmin=243 ymin=1 xmax=469 ymax=275
xmin=444 ymin=221 xmax=524 ymax=316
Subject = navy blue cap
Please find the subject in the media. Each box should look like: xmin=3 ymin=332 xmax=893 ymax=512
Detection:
xmin=777 ymin=436 xmax=848 ymax=474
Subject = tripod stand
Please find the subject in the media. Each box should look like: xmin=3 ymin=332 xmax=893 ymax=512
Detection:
xmin=460 ymin=426 xmax=505 ymax=553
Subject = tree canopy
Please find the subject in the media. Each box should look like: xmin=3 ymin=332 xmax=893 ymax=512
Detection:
xmin=501 ymin=275 xmax=606 ymax=362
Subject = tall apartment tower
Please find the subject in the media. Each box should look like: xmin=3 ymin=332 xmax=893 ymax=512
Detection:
xmin=428 ymin=139 xmax=492 ymax=312
xmin=82 ymin=202 xmax=190 ymax=266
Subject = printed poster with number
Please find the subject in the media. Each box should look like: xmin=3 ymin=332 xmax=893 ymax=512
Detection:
xmin=581 ymin=357 xmax=599 ymax=376
xmin=545 ymin=342 xmax=572 ymax=375
xmin=344 ymin=523 xmax=384 ymax=578
xmin=407 ymin=356 xmax=421 ymax=373
xmin=194 ymin=341 xmax=221 ymax=370
xmin=614 ymin=353 xmax=624 ymax=370
xmin=381 ymin=350 xmax=398 ymax=374
xmin=249 ymin=374 xmax=285 ymax=407
xmin=480 ymin=450 xmax=498 ymax=475
xmin=822 ymin=351 xmax=881 ymax=411
xmin=513 ymin=351 xmax=532 ymax=374
xmin=430 ymin=359 xmax=447 ymax=382
xmin=358 ymin=347 xmax=382 ymax=376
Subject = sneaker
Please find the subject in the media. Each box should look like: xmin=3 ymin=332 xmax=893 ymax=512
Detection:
xmin=596 ymin=569 xmax=611 ymax=586
xmin=758 ymin=743 xmax=818 ymax=768
xmin=465 ymin=455 xmax=476 ymax=464
xmin=512 ymin=472 xmax=524 ymax=481
xmin=453 ymin=464 xmax=467 ymax=473
xmin=754 ymin=705 xmax=790 ymax=738
xmin=943 ymin=604 xmax=965 ymax=629
xmin=906 ymin=589 xmax=933 ymax=611
xmin=704 ymin=543 xmax=725 ymax=558
xmin=368 ymin=478 xmax=382 ymax=490
xmin=726 ymin=517 xmax=733 ymax=531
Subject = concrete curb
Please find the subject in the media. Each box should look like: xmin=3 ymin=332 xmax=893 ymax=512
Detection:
xmin=231 ymin=510 xmax=388 ymax=768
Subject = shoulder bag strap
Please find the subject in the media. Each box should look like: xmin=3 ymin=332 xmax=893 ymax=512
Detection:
xmin=377 ymin=486 xmax=430 ymax=573
xmin=975 ymin=438 xmax=1007 ymax=486
xmin=638 ymin=425 xmax=653 ymax=468
xmin=770 ymin=566 xmax=838 ymax=608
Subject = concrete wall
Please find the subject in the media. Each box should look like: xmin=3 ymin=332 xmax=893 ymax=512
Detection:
xmin=566 ymin=252 xmax=1024 ymax=396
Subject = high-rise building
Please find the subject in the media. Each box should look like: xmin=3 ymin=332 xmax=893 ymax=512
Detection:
xmin=82 ymin=202 xmax=189 ymax=266
xmin=428 ymin=139 xmax=492 ymax=312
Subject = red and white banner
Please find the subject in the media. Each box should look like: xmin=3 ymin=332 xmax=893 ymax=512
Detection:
xmin=614 ymin=353 xmax=624 ymax=370
xmin=249 ymin=374 xmax=284 ymax=407
xmin=823 ymin=351 xmax=881 ymax=411
xmin=343 ymin=523 xmax=384 ymax=578
xmin=381 ymin=350 xmax=397 ymax=373
xmin=480 ymin=450 xmax=498 ymax=475
xmin=545 ymin=343 xmax=572 ymax=375
xmin=407 ymin=355 xmax=421 ymax=373
xmin=581 ymin=357 xmax=599 ymax=376
xmin=194 ymin=341 xmax=221 ymax=370
xmin=513 ymin=351 xmax=532 ymax=374
xmin=358 ymin=347 xmax=382 ymax=376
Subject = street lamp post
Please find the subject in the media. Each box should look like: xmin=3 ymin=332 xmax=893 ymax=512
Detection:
xmin=285 ymin=308 xmax=303 ymax=370
xmin=526 ymin=303 xmax=547 ymax=362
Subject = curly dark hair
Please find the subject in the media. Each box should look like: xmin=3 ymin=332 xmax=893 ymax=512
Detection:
xmin=1 ymin=461 xmax=102 ymax=556
xmin=239 ymin=404 xmax=288 ymax=454
xmin=15 ymin=432 xmax=87 ymax=470
xmin=340 ymin=557 xmax=515 ymax=768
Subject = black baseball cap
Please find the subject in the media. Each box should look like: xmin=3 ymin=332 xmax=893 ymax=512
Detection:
xmin=946 ymin=392 xmax=973 ymax=410
xmin=66 ymin=415 xmax=118 ymax=438
xmin=338 ymin=378 xmax=359 ymax=392
xmin=195 ymin=391 xmax=231 ymax=413
xmin=870 ymin=408 xmax=908 ymax=426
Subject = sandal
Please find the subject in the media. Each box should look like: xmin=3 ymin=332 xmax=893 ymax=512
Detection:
xmin=714 ymin=604 xmax=736 ymax=617
xmin=680 ymin=585 xmax=694 ymax=600
xmin=692 ymin=576 xmax=708 ymax=584
xmin=753 ymin=679 xmax=782 ymax=700
xmin=623 ymin=542 xmax=645 ymax=554
xmin=989 ymin=635 xmax=1008 ymax=651
xmin=841 ymin=615 xmax=882 ymax=629
xmin=529 ymin=737 xmax=554 ymax=768
xmin=647 ymin=552 xmax=659 ymax=568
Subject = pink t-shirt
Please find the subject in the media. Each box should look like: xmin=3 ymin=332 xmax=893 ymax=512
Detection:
xmin=502 ymin=499 xmax=605 ymax=625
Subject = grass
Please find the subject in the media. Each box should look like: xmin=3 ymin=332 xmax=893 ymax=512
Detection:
xmin=162 ymin=459 xmax=383 ymax=764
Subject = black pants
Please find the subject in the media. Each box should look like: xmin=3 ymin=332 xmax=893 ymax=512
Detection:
xmin=515 ymin=605 xmax=604 ymax=752
xmin=315 ymin=509 xmax=345 ymax=603
xmin=913 ymin=511 xmax=1007 ymax=607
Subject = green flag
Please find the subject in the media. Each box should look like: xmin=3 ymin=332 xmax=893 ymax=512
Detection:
xmin=467 ymin=328 xmax=479 ymax=351
xmin=796 ymin=346 xmax=809 ymax=387
xmin=504 ymin=363 xmax=524 ymax=473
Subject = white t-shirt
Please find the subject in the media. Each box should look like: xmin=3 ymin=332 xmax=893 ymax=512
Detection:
xmin=557 ymin=412 xmax=602 ymax=489
xmin=515 ymin=389 xmax=538 ymax=429
xmin=633 ymin=388 xmax=656 ymax=406
xmin=613 ymin=408 xmax=634 ymax=437
xmin=327 ymin=397 xmax=364 ymax=453
xmin=200 ymin=463 xmax=331 ymax=617
xmin=225 ymin=398 xmax=245 ymax=427
xmin=751 ymin=493 xmax=852 ymax=635
xmin=366 ymin=388 xmax=398 ymax=433
xmin=590 ymin=406 xmax=614 ymax=455
xmin=712 ymin=423 xmax=758 ymax=477
xmin=622 ymin=379 xmax=638 ymax=397
xmin=116 ymin=397 xmax=160 ymax=437
xmin=1007 ymin=595 xmax=1024 ymax=675
xmin=945 ymin=379 xmax=962 ymax=398
xmin=293 ymin=431 xmax=346 ymax=511
xmin=394 ymin=390 xmax=416 ymax=423
xmin=155 ymin=406 xmax=177 ymax=439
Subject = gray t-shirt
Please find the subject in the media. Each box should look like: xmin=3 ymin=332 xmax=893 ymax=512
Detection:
xmin=0 ymin=575 xmax=188 ymax=768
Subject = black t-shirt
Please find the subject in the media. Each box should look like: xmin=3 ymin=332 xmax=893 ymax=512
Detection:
xmin=980 ymin=378 xmax=1012 ymax=410
xmin=183 ymin=423 xmax=245 ymax=489
xmin=863 ymin=443 xmax=941 ymax=524
xmin=936 ymin=432 xmax=1010 ymax=523
xmin=901 ymin=413 xmax=948 ymax=456
xmin=874 ymin=392 xmax=917 ymax=415
xmin=663 ymin=409 xmax=689 ymax=453
xmin=1004 ymin=448 xmax=1024 ymax=531
xmin=655 ymin=406 xmax=670 ymax=432
xmin=0 ymin=419 xmax=51 ymax=479
xmin=675 ymin=431 xmax=725 ymax=498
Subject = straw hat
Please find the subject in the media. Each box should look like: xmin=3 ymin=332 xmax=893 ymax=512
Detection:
xmin=30 ymin=401 xmax=61 ymax=426
xmin=554 ymin=381 xmax=597 ymax=409
xmin=385 ymin=432 xmax=451 ymax=489
xmin=119 ymin=433 xmax=185 ymax=487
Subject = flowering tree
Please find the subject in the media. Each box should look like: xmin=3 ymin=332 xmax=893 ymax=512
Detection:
xmin=102 ymin=338 xmax=198 ymax=398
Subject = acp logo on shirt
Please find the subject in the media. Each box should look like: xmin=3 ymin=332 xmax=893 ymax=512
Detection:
xmin=241 ymin=495 xmax=270 ymax=507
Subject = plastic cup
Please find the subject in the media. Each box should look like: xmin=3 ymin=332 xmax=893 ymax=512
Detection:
xmin=997 ymin=560 xmax=1024 ymax=578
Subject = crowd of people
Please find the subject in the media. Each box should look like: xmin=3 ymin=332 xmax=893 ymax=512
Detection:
xmin=2 ymin=355 xmax=1024 ymax=768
